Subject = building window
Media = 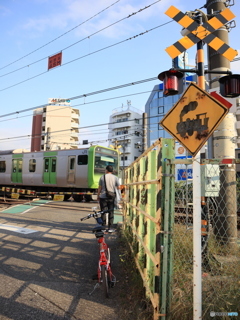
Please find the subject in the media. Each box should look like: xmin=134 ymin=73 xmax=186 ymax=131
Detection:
xmin=42 ymin=126 xmax=45 ymax=131
xmin=135 ymin=119 xmax=139 ymax=124
xmin=135 ymin=143 xmax=141 ymax=149
xmin=29 ymin=159 xmax=36 ymax=172
xmin=116 ymin=130 xmax=128 ymax=135
xmin=158 ymin=106 xmax=164 ymax=114
xmin=78 ymin=155 xmax=88 ymax=165
xmin=116 ymin=117 xmax=128 ymax=123
xmin=0 ymin=161 xmax=6 ymax=173
xmin=121 ymin=156 xmax=128 ymax=161
xmin=238 ymin=153 xmax=240 ymax=159
xmin=134 ymin=156 xmax=138 ymax=160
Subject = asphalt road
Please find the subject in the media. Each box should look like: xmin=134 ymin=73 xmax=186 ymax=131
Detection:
xmin=0 ymin=200 xmax=125 ymax=320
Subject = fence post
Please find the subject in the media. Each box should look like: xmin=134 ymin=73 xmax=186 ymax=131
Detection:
xmin=159 ymin=138 xmax=175 ymax=319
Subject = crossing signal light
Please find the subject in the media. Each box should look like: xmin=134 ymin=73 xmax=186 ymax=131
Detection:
xmin=158 ymin=69 xmax=184 ymax=96
xmin=219 ymin=74 xmax=240 ymax=98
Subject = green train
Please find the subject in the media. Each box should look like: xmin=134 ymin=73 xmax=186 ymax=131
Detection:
xmin=0 ymin=145 xmax=119 ymax=201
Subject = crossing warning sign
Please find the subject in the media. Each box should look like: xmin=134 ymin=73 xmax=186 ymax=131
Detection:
xmin=160 ymin=82 xmax=229 ymax=156
xmin=165 ymin=6 xmax=238 ymax=61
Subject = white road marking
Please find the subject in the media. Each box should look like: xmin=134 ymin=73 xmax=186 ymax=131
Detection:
xmin=0 ymin=224 xmax=37 ymax=234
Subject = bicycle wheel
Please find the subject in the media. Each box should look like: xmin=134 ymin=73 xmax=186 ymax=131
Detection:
xmin=101 ymin=265 xmax=109 ymax=298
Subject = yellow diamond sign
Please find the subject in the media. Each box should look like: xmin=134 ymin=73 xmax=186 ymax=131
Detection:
xmin=160 ymin=82 xmax=229 ymax=156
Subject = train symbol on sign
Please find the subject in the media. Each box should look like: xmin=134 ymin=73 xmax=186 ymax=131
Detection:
xmin=176 ymin=101 xmax=209 ymax=139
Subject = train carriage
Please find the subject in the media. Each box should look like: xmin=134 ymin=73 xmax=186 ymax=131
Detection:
xmin=0 ymin=145 xmax=119 ymax=201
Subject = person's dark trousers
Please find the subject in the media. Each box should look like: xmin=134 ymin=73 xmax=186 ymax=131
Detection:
xmin=99 ymin=197 xmax=115 ymax=228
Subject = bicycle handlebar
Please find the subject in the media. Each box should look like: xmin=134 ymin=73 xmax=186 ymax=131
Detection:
xmin=80 ymin=209 xmax=109 ymax=221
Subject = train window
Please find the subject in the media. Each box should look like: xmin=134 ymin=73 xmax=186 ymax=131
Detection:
xmin=29 ymin=159 xmax=36 ymax=172
xmin=18 ymin=161 xmax=22 ymax=173
xmin=0 ymin=161 xmax=6 ymax=173
xmin=52 ymin=159 xmax=56 ymax=172
xmin=78 ymin=155 xmax=88 ymax=165
xmin=44 ymin=159 xmax=49 ymax=171
xmin=70 ymin=158 xmax=75 ymax=169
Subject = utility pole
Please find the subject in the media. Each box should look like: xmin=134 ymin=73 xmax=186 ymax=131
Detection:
xmin=206 ymin=0 xmax=238 ymax=251
xmin=46 ymin=127 xmax=51 ymax=151
xmin=142 ymin=112 xmax=148 ymax=152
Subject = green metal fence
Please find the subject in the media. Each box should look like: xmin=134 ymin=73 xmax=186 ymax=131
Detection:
xmin=122 ymin=138 xmax=240 ymax=320
xmin=122 ymin=138 xmax=175 ymax=320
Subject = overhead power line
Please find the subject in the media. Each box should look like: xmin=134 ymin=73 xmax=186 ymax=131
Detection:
xmin=0 ymin=114 xmax=160 ymax=143
xmin=0 ymin=21 xmax=166 ymax=93
xmin=0 ymin=76 xmax=158 ymax=118
xmin=0 ymin=0 xmax=161 ymax=79
xmin=0 ymin=0 xmax=121 ymax=71
xmin=0 ymin=89 xmax=155 ymax=123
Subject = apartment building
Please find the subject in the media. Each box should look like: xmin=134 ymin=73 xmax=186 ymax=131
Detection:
xmin=31 ymin=98 xmax=79 ymax=151
xmin=108 ymin=102 xmax=143 ymax=169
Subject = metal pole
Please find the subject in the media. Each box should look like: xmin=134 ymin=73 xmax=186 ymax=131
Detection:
xmin=122 ymin=135 xmax=126 ymax=183
xmin=193 ymin=40 xmax=204 ymax=320
xmin=142 ymin=112 xmax=148 ymax=152
xmin=206 ymin=0 xmax=238 ymax=250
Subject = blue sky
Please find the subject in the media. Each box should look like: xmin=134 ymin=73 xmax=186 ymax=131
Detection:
xmin=0 ymin=0 xmax=239 ymax=150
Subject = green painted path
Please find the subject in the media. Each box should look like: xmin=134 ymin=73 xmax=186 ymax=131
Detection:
xmin=1 ymin=200 xmax=50 ymax=214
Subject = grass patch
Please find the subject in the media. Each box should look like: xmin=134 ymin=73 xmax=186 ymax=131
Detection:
xmin=116 ymin=227 xmax=154 ymax=320
xmin=169 ymin=224 xmax=240 ymax=320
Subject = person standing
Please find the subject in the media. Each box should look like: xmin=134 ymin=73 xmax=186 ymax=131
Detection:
xmin=97 ymin=165 xmax=120 ymax=232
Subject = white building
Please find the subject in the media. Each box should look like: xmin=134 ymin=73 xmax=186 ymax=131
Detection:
xmin=108 ymin=102 xmax=143 ymax=168
xmin=31 ymin=98 xmax=80 ymax=151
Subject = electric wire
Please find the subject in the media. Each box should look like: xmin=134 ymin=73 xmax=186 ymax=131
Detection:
xmin=0 ymin=0 xmax=161 ymax=79
xmin=0 ymin=89 xmax=155 ymax=123
xmin=0 ymin=0 xmax=121 ymax=71
xmin=0 ymin=114 xmax=162 ymax=143
xmin=0 ymin=77 xmax=158 ymax=118
xmin=0 ymin=24 xmax=165 ymax=92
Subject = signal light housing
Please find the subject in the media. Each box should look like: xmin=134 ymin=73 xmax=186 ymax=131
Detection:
xmin=219 ymin=74 xmax=240 ymax=98
xmin=158 ymin=69 xmax=184 ymax=96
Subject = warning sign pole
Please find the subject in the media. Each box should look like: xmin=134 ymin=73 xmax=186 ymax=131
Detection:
xmin=192 ymin=40 xmax=204 ymax=320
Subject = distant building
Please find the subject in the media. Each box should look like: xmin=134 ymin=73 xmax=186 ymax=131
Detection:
xmin=145 ymin=76 xmax=195 ymax=147
xmin=108 ymin=101 xmax=143 ymax=168
xmin=31 ymin=98 xmax=79 ymax=151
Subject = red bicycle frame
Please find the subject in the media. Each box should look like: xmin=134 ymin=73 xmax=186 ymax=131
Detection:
xmin=98 ymin=237 xmax=110 ymax=279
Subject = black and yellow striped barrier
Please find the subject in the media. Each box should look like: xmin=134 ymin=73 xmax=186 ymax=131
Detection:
xmin=165 ymin=6 xmax=237 ymax=61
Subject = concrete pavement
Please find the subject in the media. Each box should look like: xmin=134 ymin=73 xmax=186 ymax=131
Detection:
xmin=0 ymin=201 xmax=125 ymax=320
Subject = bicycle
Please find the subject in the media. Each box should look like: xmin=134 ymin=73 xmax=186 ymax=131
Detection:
xmin=80 ymin=208 xmax=116 ymax=298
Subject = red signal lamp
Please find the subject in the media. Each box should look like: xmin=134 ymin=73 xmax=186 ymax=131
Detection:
xmin=219 ymin=74 xmax=240 ymax=98
xmin=158 ymin=69 xmax=184 ymax=96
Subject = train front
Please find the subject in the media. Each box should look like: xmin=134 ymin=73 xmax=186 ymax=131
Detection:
xmin=88 ymin=146 xmax=119 ymax=189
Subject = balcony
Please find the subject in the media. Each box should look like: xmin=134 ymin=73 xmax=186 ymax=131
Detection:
xmin=71 ymin=122 xmax=79 ymax=129
xmin=236 ymin=121 xmax=240 ymax=138
xmin=71 ymin=132 xmax=79 ymax=140
xmin=236 ymin=107 xmax=240 ymax=121
xmin=71 ymin=113 xmax=79 ymax=120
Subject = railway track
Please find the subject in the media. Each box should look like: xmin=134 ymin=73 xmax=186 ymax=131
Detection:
xmin=0 ymin=197 xmax=98 ymax=212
